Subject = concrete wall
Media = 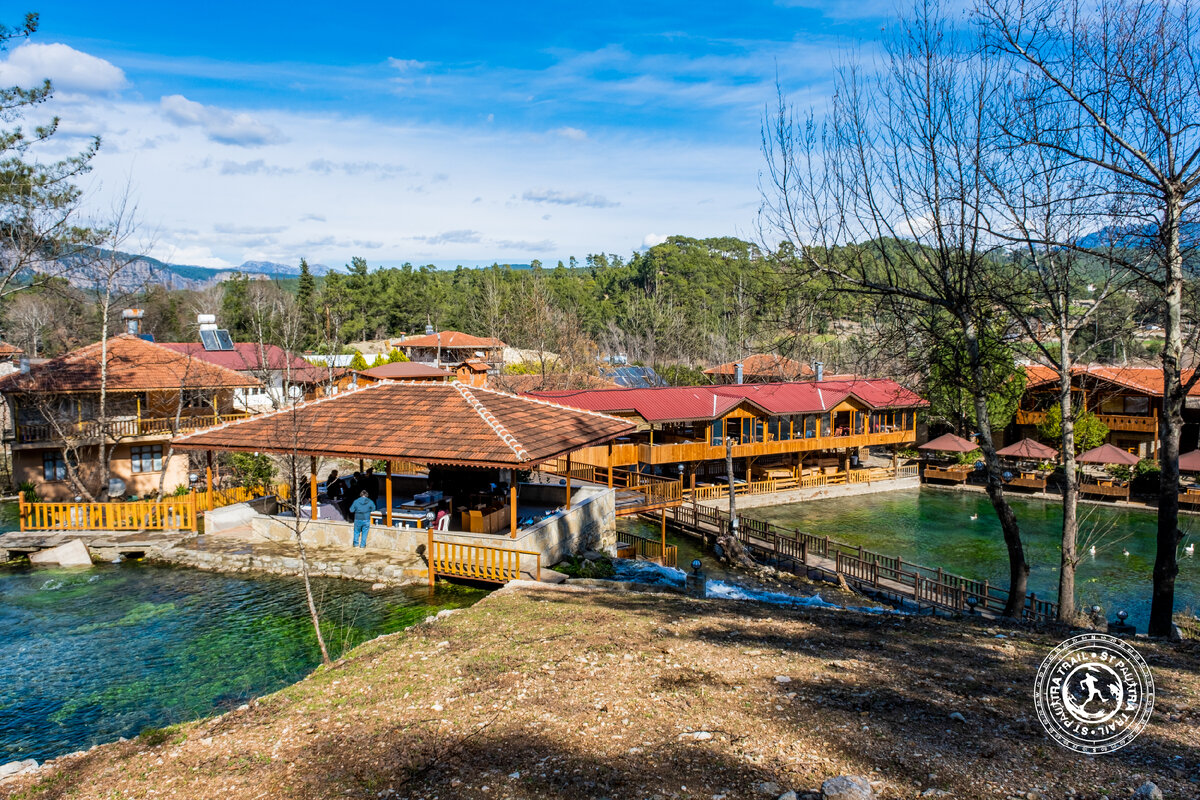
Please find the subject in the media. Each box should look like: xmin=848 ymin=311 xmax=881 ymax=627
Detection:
xmin=244 ymin=483 xmax=617 ymax=566
xmin=699 ymin=476 xmax=920 ymax=511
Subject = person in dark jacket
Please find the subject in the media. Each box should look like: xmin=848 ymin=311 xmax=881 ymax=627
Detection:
xmin=325 ymin=470 xmax=343 ymax=503
xmin=349 ymin=490 xmax=375 ymax=548
xmin=364 ymin=467 xmax=379 ymax=502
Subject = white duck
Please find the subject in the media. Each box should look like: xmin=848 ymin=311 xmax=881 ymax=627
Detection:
xmin=1186 ymin=543 xmax=1195 ymax=556
xmin=1122 ymin=549 xmax=1130 ymax=557
xmin=1089 ymin=546 xmax=1097 ymax=556
xmin=969 ymin=513 xmax=978 ymax=521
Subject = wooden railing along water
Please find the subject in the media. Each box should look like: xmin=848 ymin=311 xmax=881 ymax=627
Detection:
xmin=667 ymin=502 xmax=1057 ymax=621
xmin=19 ymin=492 xmax=198 ymax=532
xmin=619 ymin=530 xmax=678 ymax=567
xmin=427 ymin=533 xmax=541 ymax=585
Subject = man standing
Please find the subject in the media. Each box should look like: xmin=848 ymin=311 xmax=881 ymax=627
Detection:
xmin=349 ymin=489 xmax=375 ymax=548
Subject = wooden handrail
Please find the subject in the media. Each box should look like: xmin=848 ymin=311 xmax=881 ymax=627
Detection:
xmin=620 ymin=530 xmax=678 ymax=567
xmin=15 ymin=412 xmax=253 ymax=445
xmin=19 ymin=491 xmax=198 ymax=532
xmin=427 ymin=533 xmax=541 ymax=585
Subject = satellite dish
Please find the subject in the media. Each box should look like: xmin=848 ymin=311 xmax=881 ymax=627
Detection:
xmin=108 ymin=477 xmax=127 ymax=498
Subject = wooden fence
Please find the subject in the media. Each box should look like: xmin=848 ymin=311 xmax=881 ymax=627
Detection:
xmin=196 ymin=482 xmax=291 ymax=511
xmin=427 ymin=534 xmax=541 ymax=585
xmin=668 ymin=502 xmax=1057 ymax=621
xmin=619 ymin=529 xmax=678 ymax=568
xmin=19 ymin=492 xmax=198 ymax=532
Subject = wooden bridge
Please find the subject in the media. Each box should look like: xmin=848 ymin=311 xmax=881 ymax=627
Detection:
xmin=665 ymin=502 xmax=1058 ymax=621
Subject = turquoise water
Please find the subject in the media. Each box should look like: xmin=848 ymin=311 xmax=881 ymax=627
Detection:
xmin=744 ymin=488 xmax=1199 ymax=628
xmin=0 ymin=561 xmax=485 ymax=762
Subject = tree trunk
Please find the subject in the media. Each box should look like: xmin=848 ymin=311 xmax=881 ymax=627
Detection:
xmin=290 ymin=466 xmax=331 ymax=664
xmin=725 ymin=437 xmax=737 ymax=523
xmin=1150 ymin=193 xmax=1185 ymax=638
xmin=1057 ymin=322 xmax=1079 ymax=624
xmin=966 ymin=319 xmax=1030 ymax=618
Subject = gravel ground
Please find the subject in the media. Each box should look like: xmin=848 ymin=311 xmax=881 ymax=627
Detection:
xmin=4 ymin=581 xmax=1197 ymax=800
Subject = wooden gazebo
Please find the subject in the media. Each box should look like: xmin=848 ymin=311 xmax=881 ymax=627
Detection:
xmin=1077 ymin=443 xmax=1139 ymax=501
xmin=918 ymin=433 xmax=977 ymax=484
xmin=996 ymin=438 xmax=1058 ymax=492
xmin=175 ymin=381 xmax=635 ymax=536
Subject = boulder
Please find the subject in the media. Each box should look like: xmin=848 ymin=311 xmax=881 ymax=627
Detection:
xmin=1133 ymin=782 xmax=1162 ymax=800
xmin=29 ymin=539 xmax=92 ymax=568
xmin=821 ymin=775 xmax=875 ymax=800
xmin=0 ymin=759 xmax=38 ymax=779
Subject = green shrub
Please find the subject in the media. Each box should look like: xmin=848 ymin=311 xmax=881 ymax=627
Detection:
xmin=556 ymin=555 xmax=616 ymax=579
xmin=1131 ymin=458 xmax=1161 ymax=494
xmin=229 ymin=452 xmax=275 ymax=489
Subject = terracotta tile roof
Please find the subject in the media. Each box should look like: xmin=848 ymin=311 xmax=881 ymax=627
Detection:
xmin=395 ymin=331 xmax=505 ymax=349
xmin=158 ymin=342 xmax=330 ymax=384
xmin=456 ymin=359 xmax=490 ymax=372
xmin=173 ymin=381 xmax=635 ymax=468
xmin=0 ymin=335 xmax=259 ymax=394
xmin=358 ymin=362 xmax=451 ymax=380
xmin=531 ymin=379 xmax=926 ymax=424
xmin=1022 ymin=364 xmax=1200 ymax=396
xmin=490 ymin=373 xmax=620 ymax=393
xmin=0 ymin=340 xmax=23 ymax=357
xmin=704 ymin=353 xmax=814 ymax=378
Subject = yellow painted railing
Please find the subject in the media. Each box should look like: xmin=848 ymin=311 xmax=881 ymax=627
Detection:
xmin=19 ymin=491 xmax=198 ymax=532
xmin=427 ymin=534 xmax=541 ymax=585
xmin=197 ymin=482 xmax=292 ymax=511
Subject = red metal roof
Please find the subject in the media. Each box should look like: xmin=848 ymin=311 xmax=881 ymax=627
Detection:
xmin=0 ymin=335 xmax=259 ymax=394
xmin=531 ymin=379 xmax=925 ymax=424
xmin=173 ymin=381 xmax=635 ymax=468
xmin=158 ymin=342 xmax=330 ymax=384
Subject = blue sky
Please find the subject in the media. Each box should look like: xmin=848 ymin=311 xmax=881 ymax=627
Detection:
xmin=4 ymin=1 xmax=894 ymax=269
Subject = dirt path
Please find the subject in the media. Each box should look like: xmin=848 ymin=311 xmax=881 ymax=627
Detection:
xmin=5 ymin=582 xmax=1197 ymax=800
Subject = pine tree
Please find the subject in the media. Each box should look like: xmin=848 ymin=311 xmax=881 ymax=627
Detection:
xmin=370 ymin=352 xmax=386 ymax=367
xmin=387 ymin=348 xmax=408 ymax=363
xmin=348 ymin=350 xmax=369 ymax=371
xmin=296 ymin=258 xmax=315 ymax=347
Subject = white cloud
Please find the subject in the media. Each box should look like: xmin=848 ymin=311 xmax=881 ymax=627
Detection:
xmin=643 ymin=233 xmax=669 ymax=248
xmin=0 ymin=42 xmax=126 ymax=94
xmin=151 ymin=244 xmax=233 ymax=269
xmin=522 ymin=189 xmax=618 ymax=209
xmin=551 ymin=126 xmax=587 ymax=141
xmin=387 ymin=58 xmax=428 ymax=71
xmin=160 ymin=94 xmax=286 ymax=147
xmin=413 ymin=229 xmax=482 ymax=245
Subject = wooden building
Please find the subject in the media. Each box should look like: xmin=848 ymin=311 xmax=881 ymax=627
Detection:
xmin=0 ymin=335 xmax=257 ymax=500
xmin=1015 ymin=365 xmax=1200 ymax=458
xmin=392 ymin=330 xmax=505 ymax=371
xmin=354 ymin=362 xmax=452 ymax=385
xmin=530 ymin=379 xmax=926 ymax=484
xmin=704 ymin=354 xmax=815 ymax=383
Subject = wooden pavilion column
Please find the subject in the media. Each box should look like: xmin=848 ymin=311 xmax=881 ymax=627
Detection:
xmin=509 ymin=478 xmax=518 ymax=538
xmin=309 ymin=456 xmax=318 ymax=520
xmin=205 ymin=450 xmax=214 ymax=511
xmin=385 ymin=460 xmax=394 ymax=527
xmin=565 ymin=453 xmax=572 ymax=507
xmin=607 ymin=442 xmax=614 ymax=488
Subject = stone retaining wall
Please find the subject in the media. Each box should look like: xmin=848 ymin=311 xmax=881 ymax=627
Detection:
xmin=699 ymin=476 xmax=920 ymax=510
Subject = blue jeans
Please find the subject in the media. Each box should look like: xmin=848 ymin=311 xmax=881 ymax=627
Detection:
xmin=353 ymin=520 xmax=369 ymax=548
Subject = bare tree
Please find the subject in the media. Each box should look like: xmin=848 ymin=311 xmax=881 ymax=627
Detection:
xmin=761 ymin=0 xmax=1033 ymax=615
xmin=979 ymin=0 xmax=1200 ymax=635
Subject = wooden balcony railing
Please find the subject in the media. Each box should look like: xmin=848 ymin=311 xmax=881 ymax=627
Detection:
xmin=638 ymin=429 xmax=916 ymax=465
xmin=1015 ymin=408 xmax=1157 ymax=434
xmin=15 ymin=412 xmax=252 ymax=445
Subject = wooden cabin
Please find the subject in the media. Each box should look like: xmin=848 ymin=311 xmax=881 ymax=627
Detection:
xmin=0 ymin=335 xmax=257 ymax=500
xmin=530 ymin=379 xmax=926 ymax=485
xmin=1015 ymin=365 xmax=1200 ymax=459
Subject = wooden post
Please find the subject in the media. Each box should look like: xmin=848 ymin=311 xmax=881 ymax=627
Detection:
xmin=189 ymin=490 xmax=198 ymax=531
xmin=428 ymin=526 xmax=435 ymax=587
xmin=689 ymin=473 xmax=696 ymax=499
xmin=660 ymin=508 xmax=667 ymax=566
xmin=565 ymin=453 xmax=572 ymax=507
xmin=607 ymin=442 xmax=614 ymax=488
xmin=205 ymin=451 xmax=214 ymax=512
xmin=359 ymin=458 xmax=365 ymax=473
xmin=18 ymin=490 xmax=25 ymax=532
xmin=510 ymin=482 xmax=518 ymax=538
xmin=385 ymin=460 xmax=393 ymax=527
xmin=309 ymin=456 xmax=318 ymax=520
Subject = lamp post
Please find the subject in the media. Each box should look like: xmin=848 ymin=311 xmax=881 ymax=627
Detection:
xmin=685 ymin=558 xmax=706 ymax=598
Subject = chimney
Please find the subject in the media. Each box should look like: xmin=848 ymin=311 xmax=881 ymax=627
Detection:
xmin=814 ymin=361 xmax=824 ymax=382
xmin=122 ymin=308 xmax=144 ymax=336
xmin=734 ymin=362 xmax=743 ymax=384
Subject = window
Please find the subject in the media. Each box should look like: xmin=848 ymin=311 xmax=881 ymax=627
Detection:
xmin=42 ymin=451 xmax=68 ymax=482
xmin=710 ymin=419 xmax=724 ymax=446
xmin=1124 ymin=396 xmax=1150 ymax=415
xmin=131 ymin=444 xmax=164 ymax=473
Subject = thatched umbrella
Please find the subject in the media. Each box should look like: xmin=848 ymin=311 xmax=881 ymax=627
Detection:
xmin=996 ymin=438 xmax=1058 ymax=461
xmin=1077 ymin=443 xmax=1140 ymax=466
xmin=917 ymin=433 xmax=977 ymax=453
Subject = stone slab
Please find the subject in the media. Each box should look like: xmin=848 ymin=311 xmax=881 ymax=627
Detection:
xmin=29 ymin=538 xmax=93 ymax=567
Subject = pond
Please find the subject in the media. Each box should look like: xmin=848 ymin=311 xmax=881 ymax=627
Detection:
xmin=744 ymin=487 xmax=1200 ymax=628
xmin=0 ymin=561 xmax=486 ymax=763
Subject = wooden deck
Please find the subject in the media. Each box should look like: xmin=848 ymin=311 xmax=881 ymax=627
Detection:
xmin=923 ymin=466 xmax=972 ymax=484
xmin=1007 ymin=476 xmax=1048 ymax=491
xmin=666 ymin=502 xmax=1057 ymax=621
xmin=1079 ymin=483 xmax=1130 ymax=500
